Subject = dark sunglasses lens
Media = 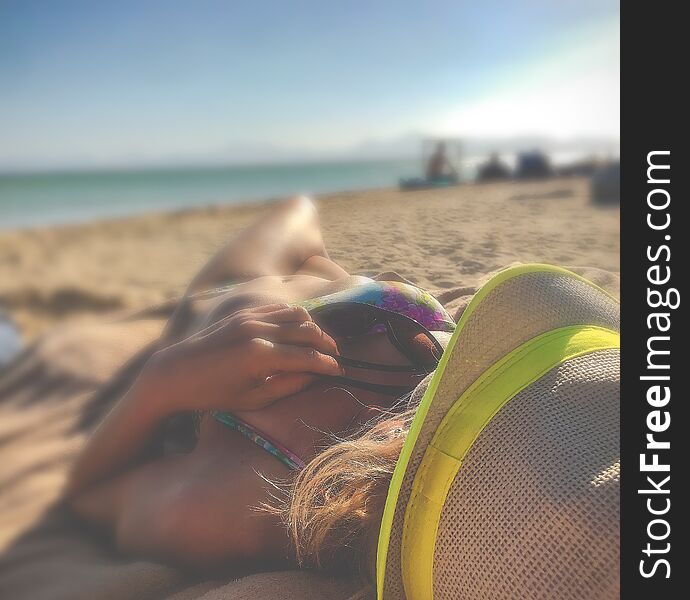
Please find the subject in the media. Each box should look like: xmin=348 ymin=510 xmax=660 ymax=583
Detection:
xmin=313 ymin=304 xmax=441 ymax=367
xmin=314 ymin=304 xmax=375 ymax=337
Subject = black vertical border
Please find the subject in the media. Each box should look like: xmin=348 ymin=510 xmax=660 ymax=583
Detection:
xmin=621 ymin=2 xmax=687 ymax=597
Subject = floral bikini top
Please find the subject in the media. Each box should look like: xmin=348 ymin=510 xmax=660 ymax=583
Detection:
xmin=213 ymin=280 xmax=456 ymax=470
xmin=299 ymin=280 xmax=455 ymax=334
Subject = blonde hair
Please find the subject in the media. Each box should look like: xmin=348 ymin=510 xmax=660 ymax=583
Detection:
xmin=266 ymin=399 xmax=419 ymax=580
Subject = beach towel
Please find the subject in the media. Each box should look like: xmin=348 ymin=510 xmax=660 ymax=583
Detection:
xmin=0 ymin=265 xmax=618 ymax=600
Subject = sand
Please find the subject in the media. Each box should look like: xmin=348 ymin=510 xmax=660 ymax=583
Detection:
xmin=0 ymin=177 xmax=619 ymax=599
xmin=0 ymin=177 xmax=619 ymax=341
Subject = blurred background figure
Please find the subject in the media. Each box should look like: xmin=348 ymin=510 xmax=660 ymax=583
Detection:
xmin=476 ymin=152 xmax=511 ymax=182
xmin=426 ymin=142 xmax=458 ymax=182
xmin=399 ymin=138 xmax=461 ymax=190
xmin=515 ymin=150 xmax=553 ymax=179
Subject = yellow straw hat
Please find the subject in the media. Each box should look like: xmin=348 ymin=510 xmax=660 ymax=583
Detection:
xmin=377 ymin=264 xmax=620 ymax=600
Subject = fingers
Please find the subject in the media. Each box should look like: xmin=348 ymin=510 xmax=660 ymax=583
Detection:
xmin=289 ymin=321 xmax=339 ymax=355
xmin=252 ymin=372 xmax=316 ymax=405
xmin=209 ymin=305 xmax=337 ymax=353
xmin=237 ymin=319 xmax=338 ymax=355
xmin=249 ymin=339 xmax=343 ymax=378
xmin=186 ymin=304 xmax=339 ymax=361
xmin=243 ymin=303 xmax=291 ymax=314
xmin=191 ymin=304 xmax=306 ymax=343
xmin=257 ymin=305 xmax=311 ymax=324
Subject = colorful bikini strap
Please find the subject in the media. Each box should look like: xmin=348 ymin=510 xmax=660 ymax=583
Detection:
xmin=299 ymin=280 xmax=455 ymax=333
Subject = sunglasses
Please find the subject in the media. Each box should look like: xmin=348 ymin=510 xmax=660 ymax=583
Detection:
xmin=308 ymin=302 xmax=445 ymax=395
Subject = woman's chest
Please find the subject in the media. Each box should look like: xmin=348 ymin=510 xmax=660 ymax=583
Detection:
xmin=189 ymin=274 xmax=371 ymax=334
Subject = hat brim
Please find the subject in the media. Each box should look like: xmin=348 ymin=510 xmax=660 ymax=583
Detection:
xmin=376 ymin=264 xmax=620 ymax=600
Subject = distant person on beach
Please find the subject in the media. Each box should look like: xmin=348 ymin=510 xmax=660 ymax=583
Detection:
xmin=400 ymin=142 xmax=459 ymax=190
xmin=477 ymin=152 xmax=511 ymax=182
xmin=64 ymin=197 xmax=455 ymax=578
xmin=426 ymin=142 xmax=458 ymax=181
xmin=516 ymin=150 xmax=553 ymax=179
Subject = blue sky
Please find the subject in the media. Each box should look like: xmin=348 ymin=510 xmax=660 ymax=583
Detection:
xmin=0 ymin=1 xmax=619 ymax=170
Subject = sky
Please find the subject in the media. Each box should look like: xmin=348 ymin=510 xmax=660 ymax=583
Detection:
xmin=0 ymin=0 xmax=620 ymax=170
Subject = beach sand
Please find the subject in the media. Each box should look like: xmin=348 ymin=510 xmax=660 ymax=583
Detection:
xmin=0 ymin=177 xmax=619 ymax=598
xmin=0 ymin=177 xmax=619 ymax=341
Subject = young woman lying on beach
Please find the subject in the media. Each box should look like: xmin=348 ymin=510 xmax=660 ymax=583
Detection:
xmin=65 ymin=196 xmax=455 ymax=578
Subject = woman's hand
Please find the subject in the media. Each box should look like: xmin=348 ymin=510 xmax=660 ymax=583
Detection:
xmin=141 ymin=304 xmax=342 ymax=415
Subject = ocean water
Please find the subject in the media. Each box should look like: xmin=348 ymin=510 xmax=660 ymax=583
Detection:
xmin=0 ymin=159 xmax=425 ymax=230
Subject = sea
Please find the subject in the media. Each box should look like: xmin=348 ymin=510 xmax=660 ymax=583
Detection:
xmin=0 ymin=158 xmax=431 ymax=231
